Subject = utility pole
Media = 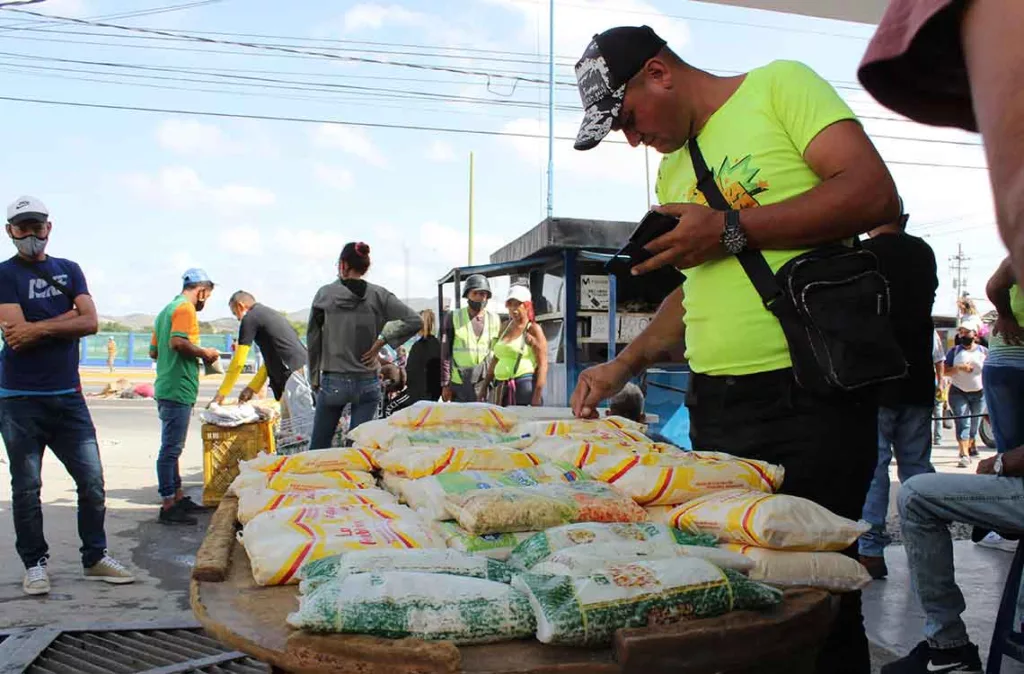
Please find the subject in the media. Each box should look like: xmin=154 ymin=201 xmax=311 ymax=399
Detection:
xmin=545 ymin=0 xmax=554 ymax=220
xmin=949 ymin=242 xmax=971 ymax=319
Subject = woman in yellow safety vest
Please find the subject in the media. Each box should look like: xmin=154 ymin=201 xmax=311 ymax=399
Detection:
xmin=481 ymin=284 xmax=548 ymax=406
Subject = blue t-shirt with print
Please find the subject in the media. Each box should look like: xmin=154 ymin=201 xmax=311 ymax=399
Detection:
xmin=0 ymin=255 xmax=89 ymax=395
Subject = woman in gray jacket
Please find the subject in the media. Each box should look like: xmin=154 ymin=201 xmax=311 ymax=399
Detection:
xmin=307 ymin=242 xmax=422 ymax=448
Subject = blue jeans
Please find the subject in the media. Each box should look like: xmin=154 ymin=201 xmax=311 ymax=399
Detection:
xmin=899 ymin=472 xmax=1024 ymax=649
xmin=0 ymin=394 xmax=107 ymax=568
xmin=157 ymin=399 xmax=193 ymax=500
xmin=984 ymin=365 xmax=1024 ymax=453
xmin=860 ymin=405 xmax=935 ymax=556
xmin=948 ymin=387 xmax=985 ymax=442
xmin=310 ymin=374 xmax=381 ymax=450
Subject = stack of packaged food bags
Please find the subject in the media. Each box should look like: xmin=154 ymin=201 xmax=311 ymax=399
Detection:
xmin=227 ymin=400 xmax=870 ymax=646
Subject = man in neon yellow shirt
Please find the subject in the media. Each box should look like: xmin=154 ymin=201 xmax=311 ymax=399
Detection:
xmin=569 ymin=26 xmax=899 ymax=674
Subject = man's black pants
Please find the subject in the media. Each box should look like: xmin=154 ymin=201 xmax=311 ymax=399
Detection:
xmin=688 ymin=367 xmax=877 ymax=674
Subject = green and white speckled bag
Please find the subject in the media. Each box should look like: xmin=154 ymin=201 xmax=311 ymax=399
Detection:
xmin=287 ymin=571 xmax=536 ymax=645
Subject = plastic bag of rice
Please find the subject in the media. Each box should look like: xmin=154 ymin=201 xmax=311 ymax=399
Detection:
xmin=287 ymin=572 xmax=535 ymax=644
xmin=235 ymin=488 xmax=397 ymax=525
xmin=512 ymin=557 xmax=783 ymax=645
xmin=228 ymin=470 xmax=376 ymax=495
xmin=507 ymin=522 xmax=717 ymax=569
xmin=240 ymin=506 xmax=444 ymax=586
xmin=387 ymin=401 xmax=519 ymax=433
xmin=445 ymin=480 xmax=648 ymax=535
xmin=377 ymin=446 xmax=544 ymax=478
xmin=399 ymin=461 xmax=587 ymax=521
xmin=581 ymin=451 xmax=784 ymax=506
xmin=238 ymin=448 xmax=379 ymax=475
xmin=433 ymin=522 xmax=538 ymax=561
xmin=530 ymin=541 xmax=755 ymax=576
xmin=721 ymin=544 xmax=872 ymax=592
xmin=666 ymin=489 xmax=870 ymax=551
xmin=298 ymin=548 xmax=513 ymax=594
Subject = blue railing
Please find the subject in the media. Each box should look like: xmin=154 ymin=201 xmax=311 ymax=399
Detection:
xmin=79 ymin=332 xmax=247 ymax=368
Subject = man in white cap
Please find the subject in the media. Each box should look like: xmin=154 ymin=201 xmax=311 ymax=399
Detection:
xmin=150 ymin=268 xmax=220 ymax=525
xmin=0 ymin=195 xmax=135 ymax=595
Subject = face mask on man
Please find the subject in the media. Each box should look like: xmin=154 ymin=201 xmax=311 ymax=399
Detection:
xmin=11 ymin=234 xmax=46 ymax=258
xmin=468 ymin=299 xmax=485 ymax=312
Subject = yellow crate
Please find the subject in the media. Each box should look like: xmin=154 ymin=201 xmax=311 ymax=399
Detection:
xmin=202 ymin=421 xmax=277 ymax=506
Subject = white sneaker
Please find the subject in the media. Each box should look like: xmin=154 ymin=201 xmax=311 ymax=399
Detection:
xmin=23 ymin=559 xmax=50 ymax=596
xmin=977 ymin=532 xmax=1019 ymax=553
xmin=84 ymin=553 xmax=135 ymax=584
xmin=958 ymin=456 xmax=971 ymax=468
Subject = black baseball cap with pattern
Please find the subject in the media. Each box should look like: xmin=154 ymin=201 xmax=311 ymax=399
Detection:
xmin=573 ymin=25 xmax=667 ymax=151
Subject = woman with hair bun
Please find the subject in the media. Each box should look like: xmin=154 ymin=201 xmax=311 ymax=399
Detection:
xmin=307 ymin=241 xmax=422 ymax=447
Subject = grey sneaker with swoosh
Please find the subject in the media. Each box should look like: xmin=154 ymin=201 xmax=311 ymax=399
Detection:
xmin=881 ymin=641 xmax=982 ymax=674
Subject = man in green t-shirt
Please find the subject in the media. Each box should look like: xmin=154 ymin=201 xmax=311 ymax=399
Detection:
xmin=569 ymin=26 xmax=899 ymax=674
xmin=150 ymin=268 xmax=220 ymax=525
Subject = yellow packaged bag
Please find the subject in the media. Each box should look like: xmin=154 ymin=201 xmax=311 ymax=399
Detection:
xmin=239 ymin=448 xmax=379 ymax=475
xmin=228 ymin=470 xmax=376 ymax=495
xmin=583 ymin=452 xmax=784 ymax=506
xmin=521 ymin=416 xmax=647 ymax=437
xmin=387 ymin=402 xmax=519 ymax=433
xmin=527 ymin=439 xmax=665 ymax=468
xmin=667 ymin=489 xmax=870 ymax=552
xmin=240 ymin=505 xmax=443 ymax=585
xmin=376 ymin=446 xmax=543 ymax=478
xmin=721 ymin=544 xmax=872 ymax=592
xmin=235 ymin=488 xmax=398 ymax=525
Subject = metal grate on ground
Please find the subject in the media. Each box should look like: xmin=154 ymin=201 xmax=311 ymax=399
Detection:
xmin=0 ymin=622 xmax=268 ymax=674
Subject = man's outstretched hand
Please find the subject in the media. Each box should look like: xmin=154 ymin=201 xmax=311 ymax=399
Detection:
xmin=570 ymin=360 xmax=632 ymax=419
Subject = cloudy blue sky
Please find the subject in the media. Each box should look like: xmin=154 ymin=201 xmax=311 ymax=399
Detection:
xmin=0 ymin=0 xmax=1001 ymax=319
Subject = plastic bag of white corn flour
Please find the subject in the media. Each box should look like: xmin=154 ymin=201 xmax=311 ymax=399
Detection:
xmin=376 ymin=446 xmax=544 ymax=478
xmin=521 ymin=416 xmax=647 ymax=437
xmin=238 ymin=448 xmax=378 ymax=474
xmin=445 ymin=481 xmax=649 ymax=535
xmin=507 ymin=522 xmax=717 ymax=569
xmin=228 ymin=470 xmax=376 ymax=495
xmin=666 ymin=489 xmax=870 ymax=551
xmin=297 ymin=548 xmax=513 ymax=594
xmin=235 ymin=487 xmax=397 ymax=525
xmin=580 ymin=450 xmax=784 ymax=506
xmin=512 ymin=557 xmax=783 ymax=645
xmin=348 ymin=418 xmax=531 ymax=451
xmin=433 ymin=522 xmax=538 ymax=561
xmin=527 ymin=438 xmax=669 ymax=468
xmin=721 ymin=544 xmax=872 ymax=592
xmin=287 ymin=572 xmax=536 ymax=645
xmin=529 ymin=541 xmax=755 ymax=576
xmin=387 ymin=401 xmax=520 ymax=433
xmin=398 ymin=461 xmax=587 ymax=521
xmin=240 ymin=505 xmax=443 ymax=586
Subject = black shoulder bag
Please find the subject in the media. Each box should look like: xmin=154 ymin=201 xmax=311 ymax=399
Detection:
xmin=687 ymin=138 xmax=907 ymax=394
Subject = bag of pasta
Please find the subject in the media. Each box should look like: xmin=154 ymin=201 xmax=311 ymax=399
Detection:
xmin=235 ymin=487 xmax=397 ymax=525
xmin=582 ymin=451 xmax=784 ymax=506
xmin=387 ymin=401 xmax=519 ymax=433
xmin=228 ymin=470 xmax=376 ymax=495
xmin=377 ymin=446 xmax=543 ymax=478
xmin=287 ymin=572 xmax=535 ymax=644
xmin=240 ymin=505 xmax=443 ymax=586
xmin=399 ymin=462 xmax=587 ymax=521
xmin=666 ymin=489 xmax=869 ymax=551
xmin=512 ymin=557 xmax=782 ymax=645
xmin=238 ymin=448 xmax=379 ymax=475
xmin=445 ymin=481 xmax=648 ymax=535
xmin=507 ymin=522 xmax=716 ymax=569
xmin=298 ymin=548 xmax=513 ymax=594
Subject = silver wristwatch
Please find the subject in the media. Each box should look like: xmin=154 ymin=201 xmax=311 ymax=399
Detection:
xmin=722 ymin=210 xmax=748 ymax=255
xmin=995 ymin=454 xmax=1005 ymax=476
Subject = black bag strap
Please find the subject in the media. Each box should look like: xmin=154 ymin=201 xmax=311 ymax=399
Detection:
xmin=12 ymin=256 xmax=77 ymax=304
xmin=686 ymin=139 xmax=787 ymax=311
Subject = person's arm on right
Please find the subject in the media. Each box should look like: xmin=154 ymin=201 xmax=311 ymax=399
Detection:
xmin=571 ymin=286 xmax=686 ymax=418
xmin=987 ymin=257 xmax=1024 ymax=346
